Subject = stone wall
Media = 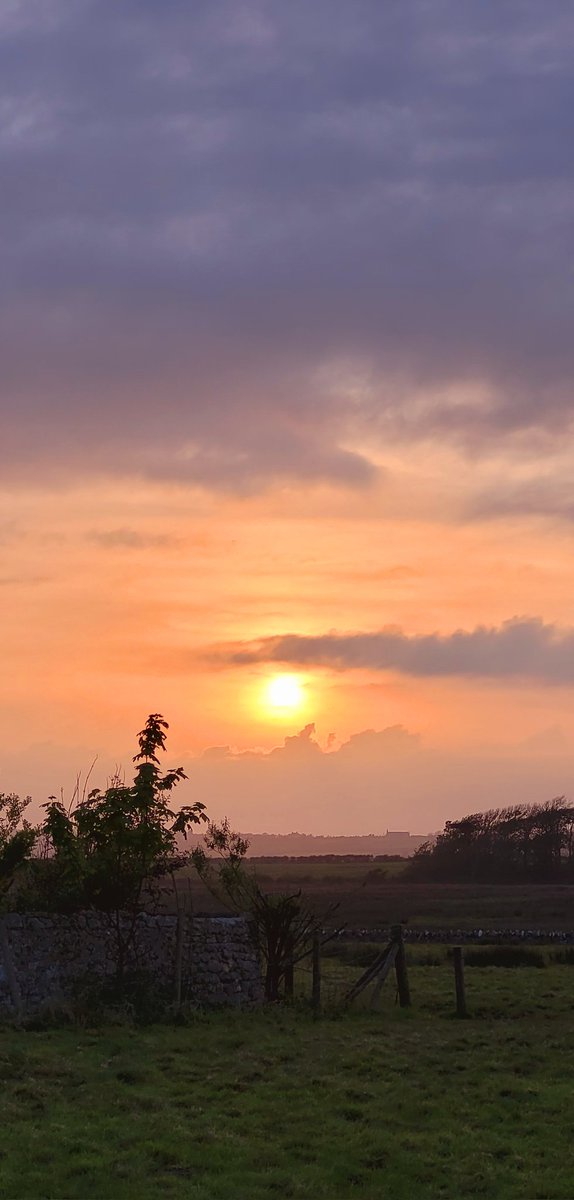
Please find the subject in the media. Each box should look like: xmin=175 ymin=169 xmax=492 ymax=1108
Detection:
xmin=0 ymin=913 xmax=263 ymax=1017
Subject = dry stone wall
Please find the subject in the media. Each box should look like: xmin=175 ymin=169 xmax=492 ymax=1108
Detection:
xmin=0 ymin=913 xmax=263 ymax=1017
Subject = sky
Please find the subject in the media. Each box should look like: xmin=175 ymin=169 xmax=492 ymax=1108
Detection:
xmin=2 ymin=0 xmax=574 ymax=833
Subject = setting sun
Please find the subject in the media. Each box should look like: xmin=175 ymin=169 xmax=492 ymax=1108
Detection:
xmin=266 ymin=674 xmax=304 ymax=712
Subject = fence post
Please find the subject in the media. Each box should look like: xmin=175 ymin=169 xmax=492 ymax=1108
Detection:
xmin=312 ymin=933 xmax=321 ymax=1014
xmin=453 ymin=946 xmax=467 ymax=1018
xmin=391 ymin=924 xmax=411 ymax=1008
xmin=370 ymin=942 xmax=399 ymax=1009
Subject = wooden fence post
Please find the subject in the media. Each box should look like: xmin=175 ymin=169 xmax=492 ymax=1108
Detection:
xmin=391 ymin=924 xmax=411 ymax=1008
xmin=312 ymin=933 xmax=321 ymax=1014
xmin=453 ymin=946 xmax=467 ymax=1018
xmin=370 ymin=942 xmax=399 ymax=1009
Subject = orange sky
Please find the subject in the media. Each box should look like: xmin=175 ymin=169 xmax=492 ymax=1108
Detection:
xmin=3 ymin=465 xmax=574 ymax=832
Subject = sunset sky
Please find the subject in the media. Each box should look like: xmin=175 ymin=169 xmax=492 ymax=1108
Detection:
xmin=2 ymin=1 xmax=574 ymax=833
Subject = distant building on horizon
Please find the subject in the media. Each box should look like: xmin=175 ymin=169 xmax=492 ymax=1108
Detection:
xmin=187 ymin=829 xmax=429 ymax=858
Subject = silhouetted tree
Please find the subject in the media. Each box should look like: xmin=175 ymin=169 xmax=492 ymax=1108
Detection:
xmin=22 ymin=715 xmax=207 ymax=984
xmin=0 ymin=793 xmax=36 ymax=905
xmin=408 ymin=799 xmax=574 ymax=883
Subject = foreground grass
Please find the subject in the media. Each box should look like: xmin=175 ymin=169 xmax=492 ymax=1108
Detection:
xmin=2 ymin=972 xmax=574 ymax=1200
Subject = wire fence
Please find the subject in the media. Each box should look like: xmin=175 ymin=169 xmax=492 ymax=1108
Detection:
xmin=286 ymin=925 xmax=574 ymax=1018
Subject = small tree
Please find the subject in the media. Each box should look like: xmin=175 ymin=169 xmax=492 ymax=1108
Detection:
xmin=0 ymin=793 xmax=36 ymax=905
xmin=193 ymin=820 xmax=335 ymax=1001
xmin=34 ymin=715 xmax=207 ymax=983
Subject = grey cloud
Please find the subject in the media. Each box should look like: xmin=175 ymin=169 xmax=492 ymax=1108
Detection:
xmin=1 ymin=1 xmax=574 ymax=490
xmin=215 ymin=617 xmax=574 ymax=684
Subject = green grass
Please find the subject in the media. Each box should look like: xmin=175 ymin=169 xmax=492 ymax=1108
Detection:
xmin=316 ymin=943 xmax=574 ymax=1020
xmin=2 ymin=954 xmax=574 ymax=1198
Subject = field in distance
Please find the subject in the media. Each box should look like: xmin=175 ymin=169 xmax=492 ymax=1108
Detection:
xmin=173 ymin=858 xmax=574 ymax=932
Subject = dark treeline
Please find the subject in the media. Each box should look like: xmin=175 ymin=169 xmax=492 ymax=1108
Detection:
xmin=408 ymin=799 xmax=574 ymax=883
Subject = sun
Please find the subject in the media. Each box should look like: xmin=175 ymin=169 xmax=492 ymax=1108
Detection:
xmin=265 ymin=674 xmax=304 ymax=712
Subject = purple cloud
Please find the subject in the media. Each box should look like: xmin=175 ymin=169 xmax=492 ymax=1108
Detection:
xmin=1 ymin=1 xmax=573 ymax=491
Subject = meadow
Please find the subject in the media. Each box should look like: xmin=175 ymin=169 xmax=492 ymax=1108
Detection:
xmin=2 ymin=947 xmax=574 ymax=1198
xmin=176 ymin=859 xmax=574 ymax=932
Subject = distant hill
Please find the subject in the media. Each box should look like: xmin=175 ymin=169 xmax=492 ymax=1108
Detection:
xmin=188 ymin=830 xmax=428 ymax=858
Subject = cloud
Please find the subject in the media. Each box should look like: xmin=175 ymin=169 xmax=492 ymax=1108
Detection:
xmin=3 ymin=719 xmax=573 ymax=834
xmin=86 ymin=528 xmax=177 ymax=549
xmin=1 ymin=2 xmax=574 ymax=492
xmin=211 ymin=617 xmax=574 ymax=684
xmin=468 ymin=478 xmax=574 ymax=523
xmin=336 ymin=726 xmax=420 ymax=758
xmin=197 ymin=722 xmax=418 ymax=767
xmin=199 ymin=723 xmax=323 ymax=763
xmin=270 ymin=722 xmax=322 ymax=760
xmin=184 ymin=717 xmax=574 ymax=833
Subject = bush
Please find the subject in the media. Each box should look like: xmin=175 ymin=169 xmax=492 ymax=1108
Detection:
xmin=193 ymin=820 xmax=334 ymax=1001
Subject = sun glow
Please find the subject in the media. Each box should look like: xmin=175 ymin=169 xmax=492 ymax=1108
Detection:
xmin=265 ymin=674 xmax=304 ymax=712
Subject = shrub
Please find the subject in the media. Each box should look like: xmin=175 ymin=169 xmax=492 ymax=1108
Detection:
xmin=193 ymin=819 xmax=336 ymax=1001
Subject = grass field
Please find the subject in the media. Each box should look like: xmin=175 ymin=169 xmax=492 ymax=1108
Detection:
xmin=250 ymin=860 xmax=409 ymax=882
xmin=317 ymin=942 xmax=574 ymax=1019
xmin=2 ymin=950 xmax=574 ymax=1198
xmin=175 ymin=861 xmax=574 ymax=931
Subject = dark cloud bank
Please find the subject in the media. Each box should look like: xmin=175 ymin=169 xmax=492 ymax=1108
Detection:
xmin=2 ymin=1 xmax=574 ymax=496
xmin=215 ymin=618 xmax=574 ymax=685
